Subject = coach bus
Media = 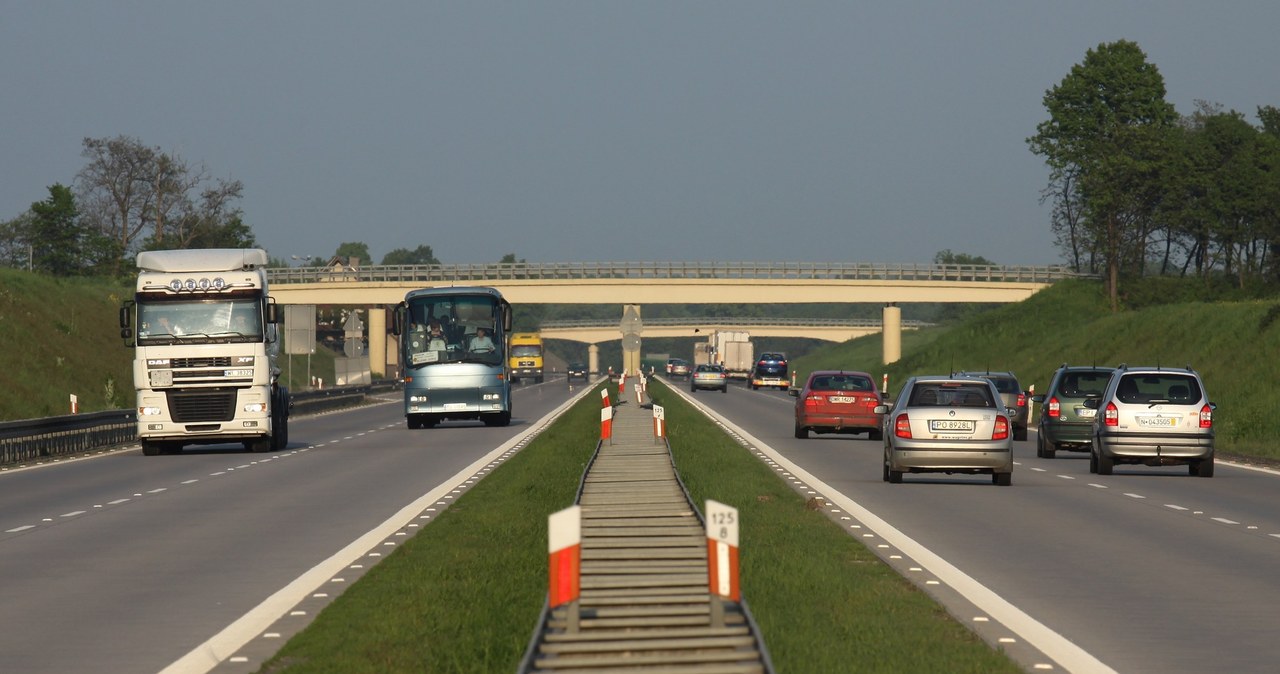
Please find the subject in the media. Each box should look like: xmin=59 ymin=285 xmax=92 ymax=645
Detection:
xmin=391 ymin=286 xmax=513 ymax=428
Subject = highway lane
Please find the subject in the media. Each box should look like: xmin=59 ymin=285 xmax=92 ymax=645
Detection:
xmin=678 ymin=378 xmax=1280 ymax=674
xmin=0 ymin=379 xmax=584 ymax=674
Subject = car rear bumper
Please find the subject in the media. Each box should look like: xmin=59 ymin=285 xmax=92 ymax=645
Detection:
xmin=1096 ymin=431 xmax=1214 ymax=459
xmin=889 ymin=442 xmax=1013 ymax=472
xmin=799 ymin=413 xmax=881 ymax=431
xmin=1041 ymin=421 xmax=1095 ymax=445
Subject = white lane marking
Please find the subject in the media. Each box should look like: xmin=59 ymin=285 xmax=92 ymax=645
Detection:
xmin=693 ymin=396 xmax=1119 ymax=674
xmin=181 ymin=479 xmax=199 ymax=485
xmin=1123 ymin=493 xmax=1145 ymax=499
xmin=6 ymin=525 xmax=36 ymax=533
xmin=1031 ymin=467 xmax=1046 ymax=473
xmin=1270 ymin=534 xmax=1280 ymax=540
xmin=1211 ymin=517 xmax=1239 ymax=525
xmin=1165 ymin=504 xmax=1188 ymax=511
xmin=148 ymin=488 xmax=168 ymax=494
xmin=1057 ymin=475 xmax=1075 ymax=480
xmin=1088 ymin=483 xmax=1107 ymax=489
xmin=160 ymin=384 xmax=595 ymax=674
xmin=61 ymin=511 xmax=86 ymax=518
xmin=108 ymin=498 xmax=130 ymax=505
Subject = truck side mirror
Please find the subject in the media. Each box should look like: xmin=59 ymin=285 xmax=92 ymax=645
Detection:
xmin=266 ymin=303 xmax=282 ymax=324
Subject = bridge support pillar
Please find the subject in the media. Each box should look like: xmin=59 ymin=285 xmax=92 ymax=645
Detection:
xmin=882 ymin=303 xmax=901 ymax=365
xmin=367 ymin=306 xmax=387 ymax=379
xmin=588 ymin=344 xmax=600 ymax=375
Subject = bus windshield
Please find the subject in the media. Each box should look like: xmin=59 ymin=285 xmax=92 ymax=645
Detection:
xmin=404 ymin=295 xmax=503 ymax=368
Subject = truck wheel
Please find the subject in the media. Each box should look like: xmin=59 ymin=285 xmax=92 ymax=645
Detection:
xmin=248 ymin=438 xmax=272 ymax=453
xmin=141 ymin=440 xmax=163 ymax=456
xmin=484 ymin=411 xmax=512 ymax=427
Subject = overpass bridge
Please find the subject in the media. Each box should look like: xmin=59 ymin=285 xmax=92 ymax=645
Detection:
xmin=262 ymin=261 xmax=1085 ymax=374
xmin=538 ymin=317 xmax=934 ymax=344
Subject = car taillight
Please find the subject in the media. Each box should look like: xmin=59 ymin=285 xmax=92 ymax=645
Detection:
xmin=894 ymin=413 xmax=912 ymax=439
xmin=1047 ymin=396 xmax=1060 ymax=419
xmin=805 ymin=395 xmax=824 ymax=407
xmin=992 ymin=415 xmax=1009 ymax=440
xmin=1199 ymin=404 xmax=1212 ymax=429
xmin=1104 ymin=401 xmax=1118 ymax=427
xmin=1017 ymin=392 xmax=1026 ymax=407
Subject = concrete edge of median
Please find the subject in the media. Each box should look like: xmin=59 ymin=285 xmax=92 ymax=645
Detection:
xmin=666 ymin=381 xmax=1119 ymax=674
xmin=160 ymin=381 xmax=601 ymax=674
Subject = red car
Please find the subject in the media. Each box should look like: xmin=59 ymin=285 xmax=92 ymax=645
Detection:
xmin=791 ymin=370 xmax=884 ymax=440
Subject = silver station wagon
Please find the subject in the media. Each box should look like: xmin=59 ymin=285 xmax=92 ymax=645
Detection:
xmin=1085 ymin=364 xmax=1216 ymax=477
xmin=876 ymin=376 xmax=1015 ymax=486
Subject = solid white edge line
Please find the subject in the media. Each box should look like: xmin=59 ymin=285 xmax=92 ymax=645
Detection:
xmin=684 ymin=389 xmax=1119 ymax=674
xmin=160 ymin=383 xmax=598 ymax=674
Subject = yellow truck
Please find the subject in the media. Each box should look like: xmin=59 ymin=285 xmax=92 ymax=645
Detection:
xmin=508 ymin=332 xmax=544 ymax=383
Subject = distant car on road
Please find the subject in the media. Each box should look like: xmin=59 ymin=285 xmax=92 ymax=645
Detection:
xmin=1085 ymin=364 xmax=1216 ymax=477
xmin=877 ymin=375 xmax=1015 ymax=486
xmin=790 ymin=370 xmax=883 ymax=440
xmin=750 ymin=352 xmax=789 ymax=390
xmin=566 ymin=362 xmax=589 ymax=382
xmin=1032 ymin=364 xmax=1113 ymax=458
xmin=668 ymin=358 xmax=691 ymax=380
xmin=690 ymin=364 xmax=728 ymax=393
xmin=952 ymin=370 xmax=1028 ymax=441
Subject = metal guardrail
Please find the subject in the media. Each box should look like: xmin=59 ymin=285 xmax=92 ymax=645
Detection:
xmin=0 ymin=383 xmax=399 ymax=466
xmin=267 ymin=262 xmax=1088 ymax=285
xmin=540 ymin=317 xmax=935 ymax=330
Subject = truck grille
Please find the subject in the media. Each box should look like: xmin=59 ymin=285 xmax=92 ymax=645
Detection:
xmin=172 ymin=356 xmax=232 ymax=368
xmin=167 ymin=388 xmax=237 ymax=422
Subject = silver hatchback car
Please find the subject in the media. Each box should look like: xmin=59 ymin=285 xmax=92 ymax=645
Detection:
xmin=876 ymin=376 xmax=1015 ymax=486
xmin=1085 ymin=365 xmax=1216 ymax=477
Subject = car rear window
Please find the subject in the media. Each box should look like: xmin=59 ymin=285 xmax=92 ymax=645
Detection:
xmin=1114 ymin=374 xmax=1202 ymax=404
xmin=1059 ymin=371 xmax=1110 ymax=397
xmin=810 ymin=374 xmax=873 ymax=391
xmin=987 ymin=377 xmax=1019 ymax=394
xmin=909 ymin=383 xmax=996 ymax=408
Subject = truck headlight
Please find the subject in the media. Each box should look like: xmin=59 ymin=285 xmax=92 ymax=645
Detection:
xmin=243 ymin=402 xmax=267 ymax=413
xmin=139 ymin=406 xmax=163 ymax=416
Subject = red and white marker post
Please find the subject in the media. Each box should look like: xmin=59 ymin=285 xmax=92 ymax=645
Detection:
xmin=601 ymin=404 xmax=613 ymax=443
xmin=600 ymin=387 xmax=610 ymax=409
xmin=705 ymin=499 xmax=740 ymax=626
xmin=548 ymin=505 xmax=582 ymax=632
xmin=882 ymin=372 xmax=889 ymax=395
xmin=652 ymin=404 xmax=666 ymax=443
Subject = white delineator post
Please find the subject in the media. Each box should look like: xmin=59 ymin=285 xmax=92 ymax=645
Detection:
xmin=705 ymin=499 xmax=740 ymax=627
xmin=652 ymin=404 xmax=665 ymax=443
xmin=1027 ymin=384 xmax=1036 ymax=423
xmin=601 ymin=405 xmax=613 ymax=444
xmin=882 ymin=373 xmax=889 ymax=395
xmin=548 ymin=505 xmax=582 ymax=632
xmin=633 ymin=383 xmax=644 ymax=407
xmin=70 ymin=394 xmax=79 ymax=414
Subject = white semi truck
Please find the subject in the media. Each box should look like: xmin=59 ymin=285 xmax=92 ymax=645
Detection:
xmin=120 ymin=248 xmax=289 ymax=455
xmin=712 ymin=330 xmax=753 ymax=380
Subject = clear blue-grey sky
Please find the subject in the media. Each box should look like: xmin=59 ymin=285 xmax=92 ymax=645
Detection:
xmin=3 ymin=2 xmax=1277 ymax=266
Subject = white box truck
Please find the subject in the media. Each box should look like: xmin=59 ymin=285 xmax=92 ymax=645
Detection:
xmin=712 ymin=330 xmax=753 ymax=379
xmin=120 ymin=248 xmax=289 ymax=455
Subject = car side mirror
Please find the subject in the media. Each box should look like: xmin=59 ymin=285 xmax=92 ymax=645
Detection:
xmin=1007 ymin=407 xmax=1019 ymax=417
xmin=1030 ymin=394 xmax=1044 ymax=403
xmin=873 ymin=404 xmax=889 ymax=414
xmin=788 ymin=389 xmax=798 ymax=397
xmin=1082 ymin=398 xmax=1099 ymax=409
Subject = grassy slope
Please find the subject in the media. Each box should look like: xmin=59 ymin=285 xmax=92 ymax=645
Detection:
xmin=790 ymin=278 xmax=1280 ymax=459
xmin=0 ymin=268 xmax=336 ymax=421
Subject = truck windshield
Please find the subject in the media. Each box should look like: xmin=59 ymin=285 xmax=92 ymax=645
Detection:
xmin=138 ymin=299 xmax=263 ymax=342
xmin=404 ymin=295 xmax=503 ymax=368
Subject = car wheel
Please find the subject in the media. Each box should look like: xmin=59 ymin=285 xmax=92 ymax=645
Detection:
xmin=868 ymin=428 xmax=883 ymax=441
xmin=882 ymin=461 xmax=890 ymax=482
xmin=1014 ymin=425 xmax=1028 ymax=442
xmin=794 ymin=423 xmax=808 ymax=439
xmin=720 ymin=386 xmax=727 ymax=393
xmin=1193 ymin=457 xmax=1215 ymax=478
xmin=888 ymin=470 xmax=903 ymax=484
xmin=1037 ymin=433 xmax=1056 ymax=459
xmin=1097 ymin=451 xmax=1114 ymax=475
xmin=994 ymin=472 xmax=1012 ymax=486
xmin=1088 ymin=448 xmax=1098 ymax=473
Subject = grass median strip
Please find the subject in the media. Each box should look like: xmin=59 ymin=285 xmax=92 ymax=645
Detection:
xmin=259 ymin=383 xmax=1021 ymax=673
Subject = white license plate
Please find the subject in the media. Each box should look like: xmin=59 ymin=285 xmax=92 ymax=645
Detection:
xmin=1077 ymin=408 xmax=1096 ymax=418
xmin=829 ymin=396 xmax=855 ymax=403
xmin=1137 ymin=416 xmax=1177 ymax=428
xmin=443 ymin=402 xmax=469 ymax=411
xmin=929 ymin=419 xmax=975 ymax=432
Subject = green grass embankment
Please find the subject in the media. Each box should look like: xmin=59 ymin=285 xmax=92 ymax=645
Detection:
xmin=0 ymin=267 xmax=336 ymax=421
xmin=259 ymin=383 xmax=1021 ymax=673
xmin=791 ymin=278 xmax=1280 ymax=460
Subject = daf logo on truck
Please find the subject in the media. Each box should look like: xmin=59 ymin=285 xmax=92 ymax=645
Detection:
xmin=119 ymin=248 xmax=290 ymax=456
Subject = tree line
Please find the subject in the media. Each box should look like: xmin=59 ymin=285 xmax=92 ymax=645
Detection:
xmin=1028 ymin=40 xmax=1280 ymax=310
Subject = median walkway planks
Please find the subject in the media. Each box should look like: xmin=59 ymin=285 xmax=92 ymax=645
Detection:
xmin=520 ymin=394 xmax=772 ymax=674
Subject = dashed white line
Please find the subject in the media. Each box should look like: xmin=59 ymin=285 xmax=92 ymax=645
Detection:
xmin=181 ymin=479 xmax=199 ymax=485
xmin=147 ymin=488 xmax=168 ymax=494
xmin=1164 ymin=504 xmax=1188 ymax=511
xmin=61 ymin=511 xmax=86 ymax=518
xmin=1211 ymin=517 xmax=1239 ymax=525
xmin=1123 ymin=493 xmax=1145 ymax=499
xmin=1057 ymin=475 xmax=1075 ymax=480
xmin=6 ymin=525 xmax=35 ymax=533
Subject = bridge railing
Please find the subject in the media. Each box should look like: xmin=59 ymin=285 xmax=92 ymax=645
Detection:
xmin=267 ymin=262 xmax=1088 ymax=285
xmin=538 ymin=317 xmax=935 ymax=329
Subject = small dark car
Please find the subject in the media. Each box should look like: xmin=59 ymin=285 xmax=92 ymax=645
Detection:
xmin=953 ymin=370 xmax=1028 ymax=441
xmin=1031 ymin=364 xmax=1113 ymax=458
xmin=566 ymin=362 xmax=589 ymax=382
xmin=750 ymin=352 xmax=789 ymax=390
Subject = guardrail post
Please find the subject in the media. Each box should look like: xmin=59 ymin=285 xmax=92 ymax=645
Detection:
xmin=69 ymin=394 xmax=79 ymax=414
xmin=652 ymin=404 xmax=665 ymax=444
xmin=705 ymin=499 xmax=740 ymax=628
xmin=548 ymin=505 xmax=582 ymax=633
